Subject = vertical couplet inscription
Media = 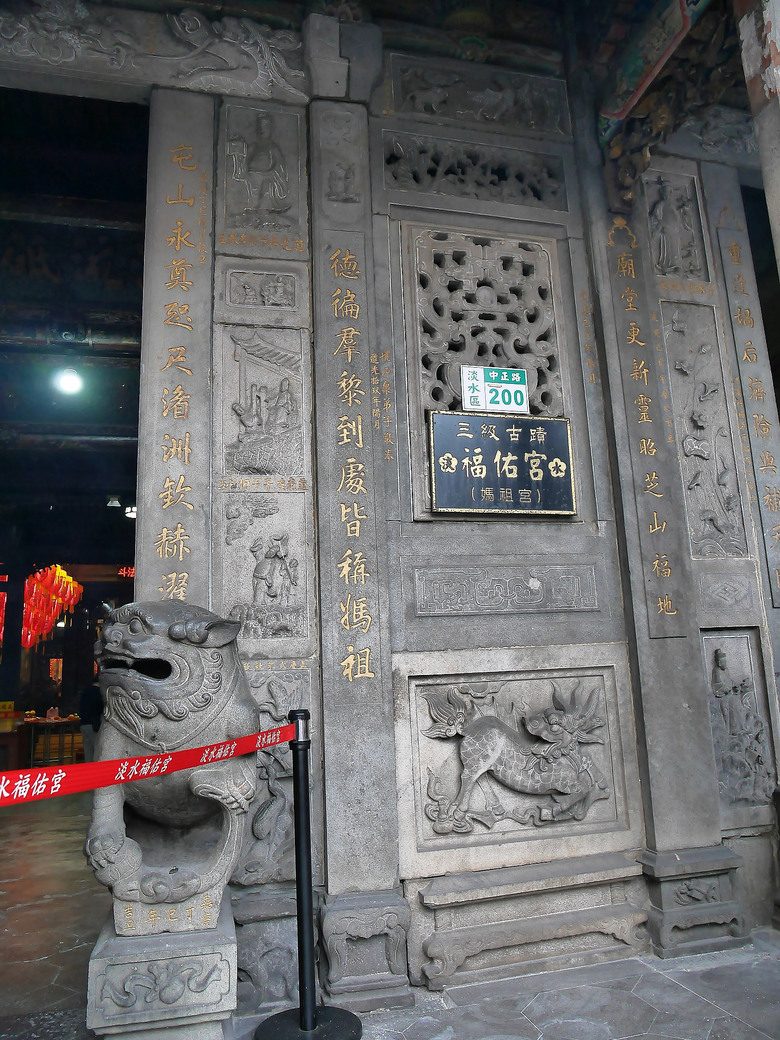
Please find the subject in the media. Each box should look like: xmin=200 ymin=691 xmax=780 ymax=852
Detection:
xmin=329 ymin=242 xmax=379 ymax=684
xmin=137 ymin=93 xmax=214 ymax=605
xmin=607 ymin=217 xmax=687 ymax=636
xmin=718 ymin=228 xmax=780 ymax=607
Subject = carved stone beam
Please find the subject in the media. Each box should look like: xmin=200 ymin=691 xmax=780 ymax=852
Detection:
xmin=601 ymin=0 xmax=744 ymax=212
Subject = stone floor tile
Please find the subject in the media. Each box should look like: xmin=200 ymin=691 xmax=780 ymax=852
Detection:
xmin=708 ymin=1017 xmax=776 ymax=1040
xmin=663 ymin=961 xmax=780 ymax=1038
xmin=0 ymin=1009 xmax=93 ymax=1040
xmin=401 ymin=999 xmax=541 ymax=1040
xmin=445 ymin=958 xmax=653 ymax=1006
xmin=631 ymin=973 xmax=725 ymax=1016
xmin=646 ymin=1005 xmax=719 ymax=1040
xmin=522 ymin=983 xmax=659 ymax=1040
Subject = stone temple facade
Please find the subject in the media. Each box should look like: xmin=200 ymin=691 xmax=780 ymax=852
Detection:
xmin=2 ymin=0 xmax=779 ymax=1035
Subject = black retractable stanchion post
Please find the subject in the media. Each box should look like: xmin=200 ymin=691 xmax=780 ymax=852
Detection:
xmin=254 ymin=709 xmax=361 ymax=1040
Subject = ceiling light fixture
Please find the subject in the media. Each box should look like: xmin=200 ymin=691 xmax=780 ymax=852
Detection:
xmin=124 ymin=505 xmax=137 ymax=519
xmin=54 ymin=368 xmax=83 ymax=394
xmin=106 ymin=495 xmax=121 ymax=508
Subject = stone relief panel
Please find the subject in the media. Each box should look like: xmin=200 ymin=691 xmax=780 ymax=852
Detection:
xmin=384 ymin=131 xmax=567 ymax=211
xmin=394 ymin=648 xmax=641 ymax=883
xmin=217 ymin=101 xmax=308 ymax=258
xmin=223 ymin=327 xmax=306 ymax=477
xmin=0 ymin=2 xmax=308 ymax=101
xmin=699 ymin=573 xmax=754 ymax=613
xmin=317 ymin=107 xmax=366 ymax=218
xmin=412 ymin=562 xmax=598 ymax=616
xmin=420 ymin=678 xmax=612 ymax=836
xmin=385 ymin=54 xmax=570 ymax=137
xmin=220 ymin=494 xmax=308 ymax=653
xmin=701 ymin=632 xmax=775 ymax=810
xmin=663 ymin=303 xmax=747 ymax=557
xmin=643 ymin=173 xmax=708 ymax=280
xmin=95 ymin=952 xmax=231 ymax=1020
xmin=233 ymin=669 xmax=312 ymax=887
xmin=407 ymin=226 xmax=563 ymax=420
xmin=214 ymin=258 xmax=310 ymax=329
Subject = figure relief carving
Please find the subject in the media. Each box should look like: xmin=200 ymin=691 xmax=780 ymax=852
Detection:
xmin=681 ymin=107 xmax=757 ymax=156
xmin=385 ymin=134 xmax=566 ymax=209
xmin=227 ymin=112 xmax=291 ymax=228
xmin=411 ymin=230 xmax=562 ymax=418
xmin=320 ymin=111 xmax=362 ymax=205
xmin=645 ymin=175 xmax=706 ymax=278
xmin=421 ymin=679 xmax=610 ymax=835
xmin=708 ymin=647 xmax=775 ymax=806
xmin=233 ymin=672 xmax=308 ymax=886
xmin=674 ymin=879 xmax=719 ymax=905
xmin=228 ymin=532 xmax=304 ymax=642
xmin=397 ymin=64 xmax=568 ymax=136
xmin=666 ymin=308 xmax=746 ymax=557
xmin=0 ymin=2 xmax=307 ymax=100
xmin=229 ymin=271 xmax=295 ymax=308
xmin=84 ymin=603 xmax=258 ymax=934
xmin=227 ymin=329 xmax=303 ymax=475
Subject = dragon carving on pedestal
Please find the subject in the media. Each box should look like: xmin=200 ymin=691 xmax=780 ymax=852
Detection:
xmin=423 ymin=680 xmax=610 ymax=833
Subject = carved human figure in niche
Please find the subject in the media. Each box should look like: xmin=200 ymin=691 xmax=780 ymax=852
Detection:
xmin=260 ymin=275 xmax=294 ymax=307
xmin=233 ymin=382 xmax=269 ymax=440
xmin=648 ymin=177 xmax=702 ymax=276
xmin=708 ymin=646 xmax=774 ymax=805
xmin=228 ymin=114 xmax=290 ymax=226
xmin=327 ymin=163 xmax=360 ymax=203
xmin=266 ymin=377 xmax=299 ymax=433
xmin=251 ymin=534 xmax=298 ymax=607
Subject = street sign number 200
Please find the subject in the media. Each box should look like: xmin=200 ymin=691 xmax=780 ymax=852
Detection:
xmin=487 ymin=385 xmax=526 ymax=408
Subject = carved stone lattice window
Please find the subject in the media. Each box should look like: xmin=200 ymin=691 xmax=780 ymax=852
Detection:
xmin=411 ymin=229 xmax=562 ymax=416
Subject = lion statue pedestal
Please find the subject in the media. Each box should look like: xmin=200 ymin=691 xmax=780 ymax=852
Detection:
xmin=85 ymin=603 xmax=259 ymax=1040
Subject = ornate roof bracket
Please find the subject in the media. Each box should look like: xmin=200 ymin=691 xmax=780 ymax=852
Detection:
xmin=600 ymin=0 xmax=744 ymax=212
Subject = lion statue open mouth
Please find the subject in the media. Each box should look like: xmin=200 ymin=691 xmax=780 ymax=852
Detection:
xmin=85 ymin=602 xmax=259 ymax=934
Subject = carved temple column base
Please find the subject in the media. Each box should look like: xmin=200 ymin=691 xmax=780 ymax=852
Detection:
xmin=230 ymin=883 xmax=323 ymax=1022
xmin=639 ymin=847 xmax=749 ymax=958
xmin=87 ymin=894 xmax=237 ymax=1039
xmin=320 ymin=891 xmax=414 ymax=1012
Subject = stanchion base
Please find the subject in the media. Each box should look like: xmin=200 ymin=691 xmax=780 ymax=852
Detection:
xmin=254 ymin=1006 xmax=362 ymax=1040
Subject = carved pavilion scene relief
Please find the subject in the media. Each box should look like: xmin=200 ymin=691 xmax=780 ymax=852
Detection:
xmin=662 ymin=302 xmax=747 ymax=557
xmin=409 ymin=229 xmax=563 ymax=418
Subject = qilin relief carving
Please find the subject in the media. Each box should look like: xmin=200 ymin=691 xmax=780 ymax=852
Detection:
xmin=228 ymin=533 xmax=304 ymax=641
xmin=422 ymin=679 xmax=610 ymax=835
xmin=229 ymin=271 xmax=294 ymax=308
xmin=708 ymin=647 xmax=775 ymax=806
xmin=0 ymin=2 xmax=307 ymax=100
xmin=385 ymin=133 xmax=565 ymax=210
xmin=227 ymin=329 xmax=303 ymax=475
xmin=665 ymin=307 xmax=746 ymax=557
xmin=674 ymin=878 xmax=719 ymax=905
xmin=415 ymin=564 xmax=597 ymax=616
xmin=396 ymin=64 xmax=568 ymax=136
xmin=645 ymin=175 xmax=706 ymax=278
xmin=233 ymin=671 xmax=307 ymax=886
xmin=227 ymin=112 xmax=291 ymax=229
xmin=412 ymin=230 xmax=562 ymax=417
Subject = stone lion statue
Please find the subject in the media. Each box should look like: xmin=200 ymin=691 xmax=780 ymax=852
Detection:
xmin=84 ymin=602 xmax=258 ymax=934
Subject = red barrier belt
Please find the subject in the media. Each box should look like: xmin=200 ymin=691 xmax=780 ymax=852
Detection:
xmin=0 ymin=723 xmax=296 ymax=806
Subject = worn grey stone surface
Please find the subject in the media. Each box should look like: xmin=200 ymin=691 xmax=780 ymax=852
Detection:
xmin=84 ymin=603 xmax=258 ymax=934
xmin=134 ymin=88 xmax=215 ymax=606
xmin=87 ymin=893 xmax=236 ymax=1035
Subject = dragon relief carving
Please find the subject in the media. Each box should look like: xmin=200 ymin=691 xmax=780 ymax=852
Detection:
xmin=422 ymin=680 xmax=610 ymax=834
